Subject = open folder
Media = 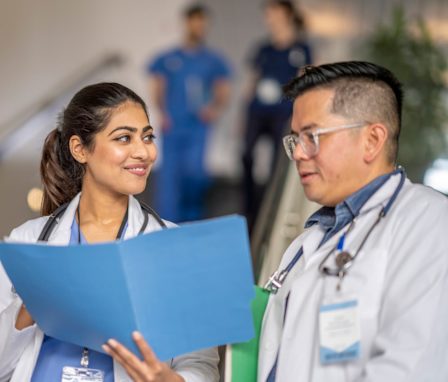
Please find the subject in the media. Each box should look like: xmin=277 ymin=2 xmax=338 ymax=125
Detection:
xmin=0 ymin=215 xmax=255 ymax=360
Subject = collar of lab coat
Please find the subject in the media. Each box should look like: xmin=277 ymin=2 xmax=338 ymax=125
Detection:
xmin=47 ymin=193 xmax=163 ymax=245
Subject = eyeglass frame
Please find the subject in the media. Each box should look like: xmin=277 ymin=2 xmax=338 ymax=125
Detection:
xmin=283 ymin=122 xmax=368 ymax=160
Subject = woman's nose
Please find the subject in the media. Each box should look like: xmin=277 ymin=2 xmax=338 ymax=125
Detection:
xmin=131 ymin=139 xmax=149 ymax=159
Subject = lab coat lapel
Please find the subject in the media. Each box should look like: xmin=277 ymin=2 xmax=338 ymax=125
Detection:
xmin=48 ymin=193 xmax=80 ymax=245
xmin=49 ymin=194 xmax=148 ymax=244
xmin=124 ymin=196 xmax=146 ymax=239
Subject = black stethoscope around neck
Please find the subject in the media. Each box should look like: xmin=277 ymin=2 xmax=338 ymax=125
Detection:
xmin=37 ymin=199 xmax=166 ymax=242
xmin=264 ymin=168 xmax=406 ymax=294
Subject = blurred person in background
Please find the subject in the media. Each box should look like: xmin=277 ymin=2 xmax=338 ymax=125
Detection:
xmin=147 ymin=3 xmax=231 ymax=223
xmin=242 ymin=0 xmax=312 ymax=229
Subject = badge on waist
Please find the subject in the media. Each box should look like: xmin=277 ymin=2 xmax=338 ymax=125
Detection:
xmin=319 ymin=296 xmax=360 ymax=364
xmin=61 ymin=366 xmax=104 ymax=382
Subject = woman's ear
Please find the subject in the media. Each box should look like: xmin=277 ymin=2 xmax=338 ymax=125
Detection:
xmin=69 ymin=135 xmax=87 ymax=164
xmin=363 ymin=123 xmax=388 ymax=163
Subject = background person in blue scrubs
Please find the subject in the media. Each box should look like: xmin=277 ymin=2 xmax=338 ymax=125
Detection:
xmin=242 ymin=0 xmax=312 ymax=229
xmin=147 ymin=3 xmax=231 ymax=223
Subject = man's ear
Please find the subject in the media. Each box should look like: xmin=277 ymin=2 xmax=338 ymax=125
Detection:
xmin=69 ymin=135 xmax=88 ymax=164
xmin=363 ymin=123 xmax=388 ymax=163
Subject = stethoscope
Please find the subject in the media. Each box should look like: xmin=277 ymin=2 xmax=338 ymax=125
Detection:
xmin=264 ymin=168 xmax=406 ymax=294
xmin=37 ymin=199 xmax=166 ymax=242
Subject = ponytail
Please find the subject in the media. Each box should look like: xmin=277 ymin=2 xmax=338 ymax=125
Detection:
xmin=40 ymin=127 xmax=83 ymax=216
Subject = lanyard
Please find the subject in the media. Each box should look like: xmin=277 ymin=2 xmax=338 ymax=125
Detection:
xmin=264 ymin=169 xmax=406 ymax=294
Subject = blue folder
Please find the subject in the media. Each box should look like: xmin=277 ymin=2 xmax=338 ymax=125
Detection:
xmin=0 ymin=215 xmax=255 ymax=360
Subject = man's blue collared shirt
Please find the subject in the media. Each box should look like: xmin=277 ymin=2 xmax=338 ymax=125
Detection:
xmin=305 ymin=171 xmax=394 ymax=247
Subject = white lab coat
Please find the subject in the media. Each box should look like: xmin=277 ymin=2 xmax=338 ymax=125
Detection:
xmin=0 ymin=194 xmax=219 ymax=382
xmin=258 ymin=173 xmax=448 ymax=382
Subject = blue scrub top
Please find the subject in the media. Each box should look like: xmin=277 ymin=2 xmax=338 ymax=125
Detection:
xmin=249 ymin=39 xmax=312 ymax=112
xmin=147 ymin=45 xmax=231 ymax=127
xmin=30 ymin=218 xmax=128 ymax=382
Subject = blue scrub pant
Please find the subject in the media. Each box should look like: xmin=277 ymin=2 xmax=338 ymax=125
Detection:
xmin=156 ymin=123 xmax=210 ymax=223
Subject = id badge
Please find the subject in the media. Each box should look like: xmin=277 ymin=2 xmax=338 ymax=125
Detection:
xmin=319 ymin=296 xmax=360 ymax=364
xmin=61 ymin=366 xmax=104 ymax=382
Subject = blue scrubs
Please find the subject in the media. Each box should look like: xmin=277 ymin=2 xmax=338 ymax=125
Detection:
xmin=30 ymin=219 xmax=123 ymax=381
xmin=242 ymin=40 xmax=312 ymax=226
xmin=148 ymin=46 xmax=231 ymax=222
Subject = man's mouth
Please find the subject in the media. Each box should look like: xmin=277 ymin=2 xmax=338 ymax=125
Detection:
xmin=298 ymin=170 xmax=318 ymax=183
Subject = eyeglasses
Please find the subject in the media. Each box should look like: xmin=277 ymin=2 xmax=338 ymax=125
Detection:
xmin=283 ymin=122 xmax=367 ymax=160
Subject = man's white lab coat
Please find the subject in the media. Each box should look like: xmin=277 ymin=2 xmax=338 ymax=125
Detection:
xmin=258 ymin=174 xmax=448 ymax=382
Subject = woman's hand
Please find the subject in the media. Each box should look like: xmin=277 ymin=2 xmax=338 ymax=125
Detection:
xmin=15 ymin=304 xmax=35 ymax=330
xmin=103 ymin=331 xmax=185 ymax=382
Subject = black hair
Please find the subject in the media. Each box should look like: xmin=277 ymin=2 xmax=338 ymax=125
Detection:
xmin=183 ymin=3 xmax=209 ymax=18
xmin=284 ymin=61 xmax=404 ymax=163
xmin=40 ymin=82 xmax=148 ymax=215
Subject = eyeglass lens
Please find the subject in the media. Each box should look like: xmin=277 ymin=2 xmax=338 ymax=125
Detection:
xmin=283 ymin=132 xmax=317 ymax=160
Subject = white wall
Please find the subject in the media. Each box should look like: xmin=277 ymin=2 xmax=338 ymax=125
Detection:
xmin=0 ymin=0 xmax=188 ymax=131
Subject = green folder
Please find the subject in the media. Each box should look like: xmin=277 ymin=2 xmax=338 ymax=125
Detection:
xmin=230 ymin=286 xmax=270 ymax=382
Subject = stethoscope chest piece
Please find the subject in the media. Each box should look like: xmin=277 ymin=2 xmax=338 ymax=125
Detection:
xmin=335 ymin=251 xmax=353 ymax=270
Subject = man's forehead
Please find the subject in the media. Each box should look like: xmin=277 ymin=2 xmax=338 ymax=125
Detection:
xmin=294 ymin=87 xmax=335 ymax=108
xmin=292 ymin=88 xmax=335 ymax=127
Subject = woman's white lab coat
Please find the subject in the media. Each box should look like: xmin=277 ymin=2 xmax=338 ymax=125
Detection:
xmin=0 ymin=194 xmax=219 ymax=382
xmin=258 ymin=174 xmax=448 ymax=382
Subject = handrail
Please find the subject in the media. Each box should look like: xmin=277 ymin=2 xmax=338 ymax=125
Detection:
xmin=0 ymin=53 xmax=125 ymax=160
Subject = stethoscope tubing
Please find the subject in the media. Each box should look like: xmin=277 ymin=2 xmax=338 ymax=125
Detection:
xmin=37 ymin=200 xmax=166 ymax=242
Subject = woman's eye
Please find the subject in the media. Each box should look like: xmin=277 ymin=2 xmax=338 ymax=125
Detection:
xmin=143 ymin=133 xmax=156 ymax=142
xmin=115 ymin=135 xmax=130 ymax=143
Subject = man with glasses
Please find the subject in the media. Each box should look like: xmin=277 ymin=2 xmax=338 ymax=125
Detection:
xmin=258 ymin=61 xmax=448 ymax=382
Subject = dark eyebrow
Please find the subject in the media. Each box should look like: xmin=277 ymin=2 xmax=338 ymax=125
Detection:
xmin=290 ymin=123 xmax=317 ymax=134
xmin=108 ymin=125 xmax=153 ymax=136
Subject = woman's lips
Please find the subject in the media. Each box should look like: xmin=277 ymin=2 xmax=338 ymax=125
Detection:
xmin=124 ymin=164 xmax=149 ymax=176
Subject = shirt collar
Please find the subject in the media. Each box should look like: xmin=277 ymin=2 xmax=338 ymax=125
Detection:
xmin=305 ymin=169 xmax=398 ymax=230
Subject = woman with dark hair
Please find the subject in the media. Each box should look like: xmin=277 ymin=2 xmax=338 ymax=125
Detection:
xmin=242 ymin=0 xmax=312 ymax=228
xmin=0 ymin=83 xmax=218 ymax=382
